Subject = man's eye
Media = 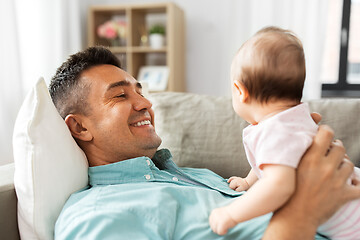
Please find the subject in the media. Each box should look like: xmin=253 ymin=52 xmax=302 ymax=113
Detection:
xmin=115 ymin=94 xmax=126 ymax=98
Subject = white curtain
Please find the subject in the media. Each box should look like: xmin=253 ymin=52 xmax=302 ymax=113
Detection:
xmin=0 ymin=0 xmax=83 ymax=165
xmin=15 ymin=0 xmax=83 ymax=93
xmin=0 ymin=0 xmax=23 ymax=165
xmin=223 ymin=0 xmax=329 ymax=100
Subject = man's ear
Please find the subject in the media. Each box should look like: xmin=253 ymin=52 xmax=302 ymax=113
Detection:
xmin=233 ymin=80 xmax=249 ymax=103
xmin=65 ymin=114 xmax=93 ymax=142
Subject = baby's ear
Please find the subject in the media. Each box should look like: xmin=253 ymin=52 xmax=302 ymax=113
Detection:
xmin=233 ymin=80 xmax=249 ymax=103
xmin=65 ymin=114 xmax=93 ymax=142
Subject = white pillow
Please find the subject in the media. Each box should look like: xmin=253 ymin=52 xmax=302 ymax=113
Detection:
xmin=13 ymin=78 xmax=88 ymax=240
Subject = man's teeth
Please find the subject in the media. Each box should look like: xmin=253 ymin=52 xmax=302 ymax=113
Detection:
xmin=134 ymin=120 xmax=151 ymax=127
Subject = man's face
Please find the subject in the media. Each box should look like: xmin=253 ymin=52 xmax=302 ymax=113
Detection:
xmin=79 ymin=64 xmax=162 ymax=165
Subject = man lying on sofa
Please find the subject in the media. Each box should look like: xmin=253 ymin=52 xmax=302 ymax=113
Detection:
xmin=50 ymin=46 xmax=360 ymax=239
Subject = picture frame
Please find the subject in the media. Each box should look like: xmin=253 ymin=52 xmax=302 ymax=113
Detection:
xmin=137 ymin=66 xmax=169 ymax=91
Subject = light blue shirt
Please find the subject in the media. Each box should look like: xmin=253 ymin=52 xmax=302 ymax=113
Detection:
xmin=55 ymin=149 xmax=326 ymax=240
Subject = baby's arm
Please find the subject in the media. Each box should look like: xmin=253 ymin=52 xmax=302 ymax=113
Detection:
xmin=228 ymin=169 xmax=258 ymax=192
xmin=209 ymin=164 xmax=295 ymax=235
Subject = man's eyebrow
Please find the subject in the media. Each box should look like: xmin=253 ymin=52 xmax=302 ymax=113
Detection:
xmin=107 ymin=80 xmax=142 ymax=91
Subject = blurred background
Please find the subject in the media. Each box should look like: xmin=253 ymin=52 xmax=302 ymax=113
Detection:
xmin=1 ymin=0 xmax=359 ymax=165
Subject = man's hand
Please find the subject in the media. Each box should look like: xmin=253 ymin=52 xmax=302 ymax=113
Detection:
xmin=291 ymin=125 xmax=360 ymax=225
xmin=310 ymin=112 xmax=322 ymax=124
xmin=227 ymin=176 xmax=250 ymax=192
xmin=263 ymin=125 xmax=360 ymax=239
xmin=209 ymin=207 xmax=237 ymax=235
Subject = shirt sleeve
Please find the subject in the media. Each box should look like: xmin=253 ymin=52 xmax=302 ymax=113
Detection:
xmin=253 ymin=124 xmax=316 ymax=169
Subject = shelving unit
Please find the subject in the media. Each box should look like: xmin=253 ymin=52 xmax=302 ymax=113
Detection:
xmin=88 ymin=2 xmax=185 ymax=92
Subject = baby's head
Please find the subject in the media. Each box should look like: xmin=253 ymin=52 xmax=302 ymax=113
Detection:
xmin=231 ymin=26 xmax=305 ymax=122
xmin=231 ymin=26 xmax=305 ymax=103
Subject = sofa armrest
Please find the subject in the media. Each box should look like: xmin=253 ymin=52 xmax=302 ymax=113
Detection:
xmin=0 ymin=163 xmax=20 ymax=240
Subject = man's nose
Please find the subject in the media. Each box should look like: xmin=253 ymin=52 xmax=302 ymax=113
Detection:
xmin=133 ymin=94 xmax=152 ymax=111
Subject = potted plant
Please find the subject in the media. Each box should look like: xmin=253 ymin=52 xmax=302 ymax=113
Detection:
xmin=149 ymin=24 xmax=165 ymax=48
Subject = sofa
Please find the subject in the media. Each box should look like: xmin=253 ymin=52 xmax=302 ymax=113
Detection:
xmin=1 ymin=92 xmax=360 ymax=240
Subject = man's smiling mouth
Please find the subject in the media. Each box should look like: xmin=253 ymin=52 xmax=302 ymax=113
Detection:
xmin=132 ymin=120 xmax=151 ymax=127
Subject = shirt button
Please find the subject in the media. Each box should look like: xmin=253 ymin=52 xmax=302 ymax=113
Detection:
xmin=172 ymin=177 xmax=179 ymax=181
xmin=145 ymin=175 xmax=151 ymax=180
xmin=146 ymin=160 xmax=151 ymax=166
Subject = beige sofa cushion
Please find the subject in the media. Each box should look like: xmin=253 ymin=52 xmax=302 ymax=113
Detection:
xmin=151 ymin=93 xmax=250 ymax=178
xmin=308 ymin=99 xmax=360 ymax=168
xmin=151 ymin=93 xmax=360 ymax=178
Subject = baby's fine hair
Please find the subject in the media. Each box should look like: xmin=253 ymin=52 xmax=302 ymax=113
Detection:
xmin=232 ymin=26 xmax=305 ymax=103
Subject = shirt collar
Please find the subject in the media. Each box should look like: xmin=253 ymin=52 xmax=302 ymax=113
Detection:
xmin=243 ymin=103 xmax=309 ymax=132
xmin=88 ymin=149 xmax=174 ymax=186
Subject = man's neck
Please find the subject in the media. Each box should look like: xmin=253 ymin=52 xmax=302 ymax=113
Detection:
xmin=80 ymin=143 xmax=158 ymax=167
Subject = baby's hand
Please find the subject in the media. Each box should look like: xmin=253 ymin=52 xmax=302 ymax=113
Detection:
xmin=227 ymin=176 xmax=250 ymax=192
xmin=209 ymin=207 xmax=237 ymax=235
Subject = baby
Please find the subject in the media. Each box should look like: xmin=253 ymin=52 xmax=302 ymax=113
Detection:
xmin=209 ymin=26 xmax=360 ymax=239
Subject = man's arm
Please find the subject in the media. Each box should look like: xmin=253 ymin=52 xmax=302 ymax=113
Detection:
xmin=263 ymin=125 xmax=360 ymax=239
